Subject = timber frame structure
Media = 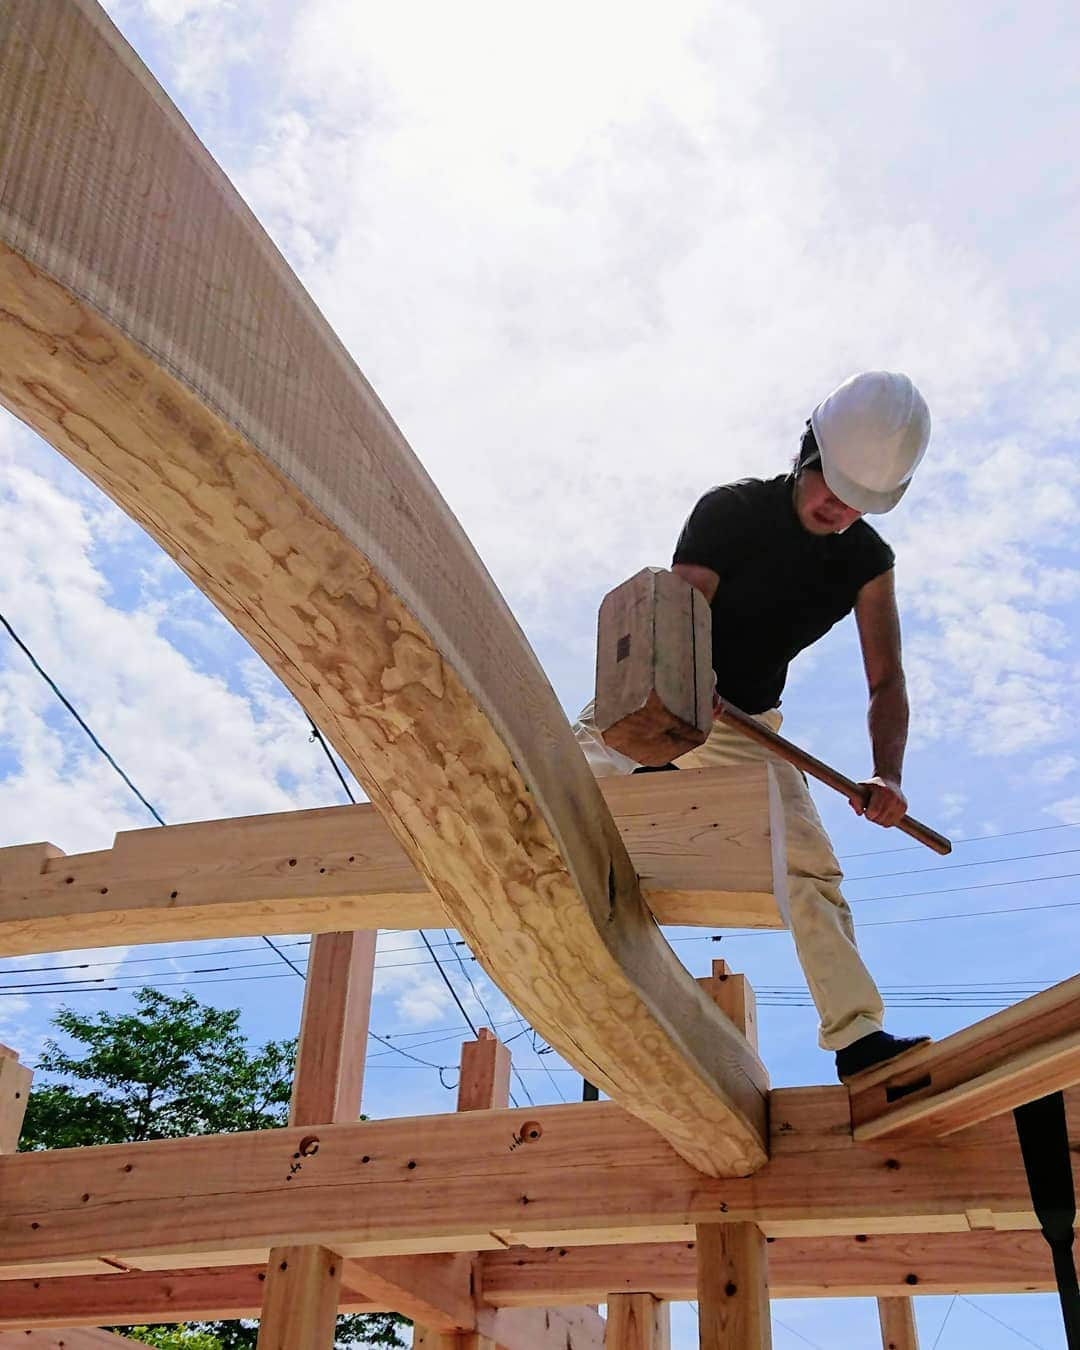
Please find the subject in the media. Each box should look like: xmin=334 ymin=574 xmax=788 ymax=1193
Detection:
xmin=0 ymin=4 xmax=1077 ymax=1348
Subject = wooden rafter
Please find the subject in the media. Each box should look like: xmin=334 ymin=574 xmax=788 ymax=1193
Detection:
xmin=0 ymin=0 xmax=766 ymax=1177
xmin=0 ymin=763 xmax=784 ymax=960
xmin=850 ymin=974 xmax=1080 ymax=1140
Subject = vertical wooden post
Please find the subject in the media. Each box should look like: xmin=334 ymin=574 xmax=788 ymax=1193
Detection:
xmin=414 ymin=1332 xmax=494 ymax=1350
xmin=410 ymin=1028 xmax=509 ymax=1349
xmin=877 ymin=1298 xmax=920 ymax=1350
xmin=457 ymin=1027 xmax=511 ymax=1113
xmin=0 ymin=1043 xmax=32 ymax=1153
xmin=289 ymin=931 xmax=377 ymax=1125
xmin=605 ymin=1293 xmax=670 ymax=1349
xmin=695 ymin=962 xmax=770 ymax=1349
xmin=695 ymin=1222 xmax=771 ymax=1350
xmin=697 ymin=960 xmax=758 ymax=1052
xmin=257 ymin=930 xmax=376 ymax=1350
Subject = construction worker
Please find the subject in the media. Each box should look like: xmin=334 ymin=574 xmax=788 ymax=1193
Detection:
xmin=575 ymin=370 xmax=932 ymax=1080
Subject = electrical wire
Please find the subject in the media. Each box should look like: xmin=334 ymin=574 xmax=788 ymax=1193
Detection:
xmin=846 ymin=845 xmax=1080 ymax=883
xmin=931 ymin=1295 xmax=958 ymax=1350
xmin=1 ymin=611 xmax=166 ymax=825
xmin=840 ymin=817 xmax=1080 ymax=861
xmin=960 ymin=1296 xmax=1047 ymax=1349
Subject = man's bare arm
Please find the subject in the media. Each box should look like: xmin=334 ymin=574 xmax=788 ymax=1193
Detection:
xmin=854 ymin=568 xmax=910 ymax=827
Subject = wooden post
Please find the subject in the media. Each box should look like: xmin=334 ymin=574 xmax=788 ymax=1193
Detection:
xmin=695 ymin=965 xmax=770 ymax=1348
xmin=458 ymin=1027 xmax=511 ymax=1112
xmin=257 ymin=931 xmax=376 ymax=1350
xmin=410 ymin=1029 xmax=510 ymax=1348
xmin=695 ymin=1223 xmax=771 ymax=1350
xmin=877 ymin=1298 xmax=920 ymax=1350
xmin=289 ymin=931 xmax=377 ymax=1125
xmin=605 ymin=1293 xmax=670 ymax=1349
xmin=413 ymin=1332 xmax=493 ymax=1350
xmin=0 ymin=1043 xmax=32 ymax=1153
xmin=258 ymin=1246 xmax=343 ymax=1350
xmin=697 ymin=961 xmax=759 ymax=1052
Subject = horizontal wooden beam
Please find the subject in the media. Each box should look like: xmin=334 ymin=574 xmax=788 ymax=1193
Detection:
xmin=851 ymin=973 xmax=1080 ymax=1140
xmin=0 ymin=765 xmax=783 ymax=958
xmin=0 ymin=1263 xmax=384 ymax=1327
xmin=477 ymin=1229 xmax=1056 ymax=1303
xmin=0 ymin=1089 xmax=1074 ymax=1272
xmin=0 ymin=1333 xmax=141 ymax=1349
xmin=0 ymin=1227 xmax=1057 ymax=1330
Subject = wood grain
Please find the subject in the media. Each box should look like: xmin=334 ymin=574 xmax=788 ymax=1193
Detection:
xmin=604 ymin=1293 xmax=670 ymax=1349
xmin=254 ymin=1245 xmax=342 ymax=1350
xmin=877 ymin=1297 xmax=920 ymax=1350
xmin=0 ymin=1230 xmax=1055 ymax=1328
xmin=0 ymin=764 xmax=785 ymax=958
xmin=0 ymin=1044 xmax=32 ymax=1153
xmin=595 ymin=569 xmax=712 ymax=766
xmin=0 ymin=0 xmax=767 ymax=1176
xmin=696 ymin=1222 xmax=771 ymax=1350
xmin=0 ymin=1089 xmax=1075 ymax=1269
xmin=851 ymin=973 xmax=1080 ymax=1139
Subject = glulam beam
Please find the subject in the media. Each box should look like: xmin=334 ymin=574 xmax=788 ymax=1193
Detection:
xmin=0 ymin=0 xmax=766 ymax=1175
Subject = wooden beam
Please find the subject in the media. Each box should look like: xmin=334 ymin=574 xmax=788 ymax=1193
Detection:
xmin=605 ymin=1294 xmax=670 ymax=1349
xmin=851 ymin=974 xmax=1080 ymax=1140
xmin=2 ymin=1089 xmax=1075 ymax=1269
xmin=0 ymin=1264 xmax=385 ymax=1327
xmin=478 ymin=1230 xmax=1056 ymax=1304
xmin=255 ymin=1246 xmax=342 ymax=1350
xmin=342 ymin=1251 xmax=477 ymax=1334
xmin=877 ymin=1298 xmax=919 ymax=1350
xmin=289 ymin=931 xmax=375 ymax=1127
xmin=0 ymin=764 xmax=785 ymax=960
xmin=0 ymin=1 xmax=768 ymax=1176
xmin=0 ymin=1043 xmax=32 ymax=1153
xmin=0 ymin=1334 xmax=141 ymax=1349
xmin=0 ymin=1230 xmax=1056 ymax=1329
xmin=696 ymin=1223 xmax=771 ymax=1350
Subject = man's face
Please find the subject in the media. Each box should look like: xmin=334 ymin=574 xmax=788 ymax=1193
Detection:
xmin=794 ymin=467 xmax=863 ymax=535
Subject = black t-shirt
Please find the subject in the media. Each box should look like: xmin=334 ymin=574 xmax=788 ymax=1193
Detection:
xmin=672 ymin=475 xmax=894 ymax=714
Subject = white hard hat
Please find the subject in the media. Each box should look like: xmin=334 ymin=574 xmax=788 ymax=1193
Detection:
xmin=809 ymin=371 xmax=931 ymax=514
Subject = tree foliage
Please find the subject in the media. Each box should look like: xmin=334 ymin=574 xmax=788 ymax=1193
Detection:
xmin=23 ymin=988 xmax=407 ymax=1348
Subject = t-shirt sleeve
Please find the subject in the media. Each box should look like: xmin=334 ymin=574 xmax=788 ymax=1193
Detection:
xmin=853 ymin=525 xmax=895 ymax=589
xmin=672 ymin=484 xmax=757 ymax=577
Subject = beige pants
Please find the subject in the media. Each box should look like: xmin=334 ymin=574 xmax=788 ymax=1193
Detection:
xmin=574 ymin=703 xmax=884 ymax=1051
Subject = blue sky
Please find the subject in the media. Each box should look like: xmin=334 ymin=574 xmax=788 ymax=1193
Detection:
xmin=1 ymin=2 xmax=1078 ymax=1346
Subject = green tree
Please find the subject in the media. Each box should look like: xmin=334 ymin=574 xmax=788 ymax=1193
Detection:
xmin=22 ymin=988 xmax=407 ymax=1349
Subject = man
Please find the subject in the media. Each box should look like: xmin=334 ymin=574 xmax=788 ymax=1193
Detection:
xmin=575 ymin=370 xmax=932 ymax=1080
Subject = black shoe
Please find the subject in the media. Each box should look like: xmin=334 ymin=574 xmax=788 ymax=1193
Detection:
xmin=835 ymin=1031 xmax=930 ymax=1082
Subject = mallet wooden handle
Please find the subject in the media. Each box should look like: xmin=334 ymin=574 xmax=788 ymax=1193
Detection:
xmin=715 ymin=700 xmax=952 ymax=856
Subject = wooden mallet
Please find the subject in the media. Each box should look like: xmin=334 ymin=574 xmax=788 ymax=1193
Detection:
xmin=595 ymin=568 xmax=951 ymax=855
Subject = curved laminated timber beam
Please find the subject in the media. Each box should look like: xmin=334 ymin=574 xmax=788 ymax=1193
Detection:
xmin=0 ymin=0 xmax=766 ymax=1174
